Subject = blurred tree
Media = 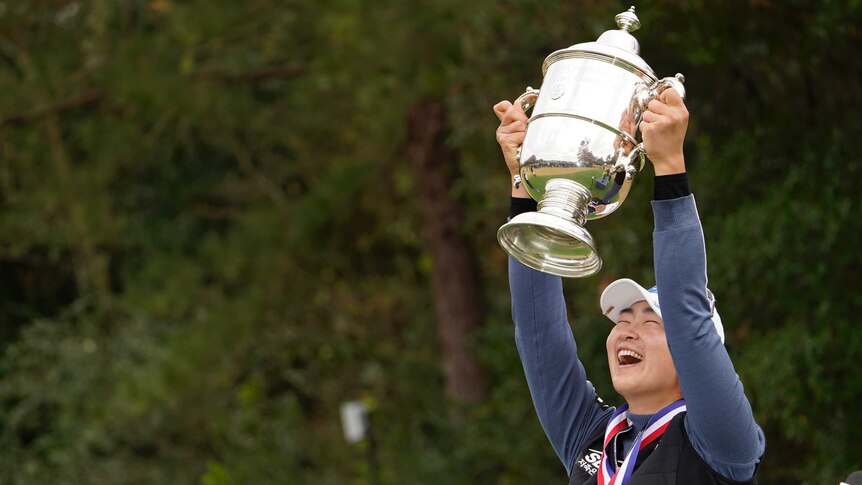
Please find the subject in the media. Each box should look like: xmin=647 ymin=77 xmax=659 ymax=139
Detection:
xmin=0 ymin=0 xmax=859 ymax=484
xmin=408 ymin=98 xmax=487 ymax=404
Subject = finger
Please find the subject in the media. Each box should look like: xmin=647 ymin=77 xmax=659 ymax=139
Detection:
xmin=660 ymin=88 xmax=684 ymax=107
xmin=493 ymin=101 xmax=512 ymax=121
xmin=498 ymin=120 xmax=526 ymax=134
xmin=642 ymin=110 xmax=660 ymax=124
xmin=496 ymin=128 xmax=525 ymax=146
xmin=647 ymin=98 xmax=670 ymax=115
xmin=497 ymin=126 xmax=526 ymax=146
xmin=502 ymin=105 xmax=529 ymax=126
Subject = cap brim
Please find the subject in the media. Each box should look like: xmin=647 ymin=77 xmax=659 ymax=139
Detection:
xmin=600 ymin=278 xmax=659 ymax=323
xmin=600 ymin=280 xmax=726 ymax=344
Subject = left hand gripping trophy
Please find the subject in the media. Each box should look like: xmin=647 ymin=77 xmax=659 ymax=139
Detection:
xmin=497 ymin=7 xmax=685 ymax=277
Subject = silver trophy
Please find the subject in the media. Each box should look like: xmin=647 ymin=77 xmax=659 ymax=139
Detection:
xmin=497 ymin=7 xmax=686 ymax=277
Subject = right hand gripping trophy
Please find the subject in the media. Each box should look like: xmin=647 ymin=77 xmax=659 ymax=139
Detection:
xmin=497 ymin=7 xmax=685 ymax=277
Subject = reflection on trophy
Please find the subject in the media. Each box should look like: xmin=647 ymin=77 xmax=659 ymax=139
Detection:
xmin=497 ymin=7 xmax=686 ymax=277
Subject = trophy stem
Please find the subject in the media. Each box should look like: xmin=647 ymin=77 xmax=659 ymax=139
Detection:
xmin=537 ymin=179 xmax=591 ymax=226
xmin=496 ymin=177 xmax=601 ymax=278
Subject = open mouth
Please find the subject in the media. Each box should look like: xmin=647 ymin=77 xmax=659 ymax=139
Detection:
xmin=617 ymin=349 xmax=644 ymax=367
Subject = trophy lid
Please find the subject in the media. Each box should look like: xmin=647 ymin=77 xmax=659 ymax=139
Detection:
xmin=542 ymin=6 xmax=655 ymax=78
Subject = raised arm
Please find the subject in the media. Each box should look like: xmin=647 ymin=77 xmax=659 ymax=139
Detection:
xmin=495 ymin=99 xmax=613 ymax=473
xmin=509 ymin=246 xmax=613 ymax=474
xmin=652 ymin=193 xmax=764 ymax=480
xmin=644 ymin=90 xmax=765 ymax=480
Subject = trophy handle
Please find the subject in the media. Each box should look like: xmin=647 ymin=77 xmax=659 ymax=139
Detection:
xmin=514 ymin=87 xmax=540 ymax=163
xmin=637 ymin=73 xmax=686 ymax=110
xmin=611 ymin=142 xmax=646 ymax=180
xmin=515 ymin=86 xmax=541 ymax=113
xmin=623 ymin=143 xmax=645 ymax=180
xmin=654 ymin=73 xmax=686 ymax=100
xmin=628 ymin=73 xmax=686 ymax=170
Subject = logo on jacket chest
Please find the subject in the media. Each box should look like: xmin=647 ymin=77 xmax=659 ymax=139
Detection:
xmin=576 ymin=448 xmax=602 ymax=476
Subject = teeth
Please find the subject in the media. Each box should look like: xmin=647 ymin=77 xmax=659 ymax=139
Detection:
xmin=617 ymin=349 xmax=644 ymax=363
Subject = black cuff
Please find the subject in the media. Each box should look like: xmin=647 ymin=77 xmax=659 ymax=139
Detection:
xmin=653 ymin=173 xmax=691 ymax=200
xmin=509 ymin=197 xmax=537 ymax=220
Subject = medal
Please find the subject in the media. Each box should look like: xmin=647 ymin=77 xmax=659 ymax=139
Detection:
xmin=598 ymin=400 xmax=687 ymax=485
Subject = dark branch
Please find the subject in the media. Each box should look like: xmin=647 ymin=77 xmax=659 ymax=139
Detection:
xmin=0 ymin=90 xmax=104 ymax=127
xmin=191 ymin=65 xmax=304 ymax=83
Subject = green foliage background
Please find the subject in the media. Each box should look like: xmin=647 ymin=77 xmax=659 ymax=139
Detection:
xmin=0 ymin=0 xmax=860 ymax=483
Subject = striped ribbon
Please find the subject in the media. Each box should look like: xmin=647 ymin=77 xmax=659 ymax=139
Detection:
xmin=597 ymin=400 xmax=687 ymax=485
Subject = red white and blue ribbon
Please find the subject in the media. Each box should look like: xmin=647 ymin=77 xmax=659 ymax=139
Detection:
xmin=597 ymin=400 xmax=687 ymax=485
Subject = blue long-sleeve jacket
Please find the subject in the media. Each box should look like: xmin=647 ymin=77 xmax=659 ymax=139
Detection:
xmin=509 ymin=194 xmax=765 ymax=481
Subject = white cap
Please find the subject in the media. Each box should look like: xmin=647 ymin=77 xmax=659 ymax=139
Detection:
xmin=600 ymin=278 xmax=725 ymax=343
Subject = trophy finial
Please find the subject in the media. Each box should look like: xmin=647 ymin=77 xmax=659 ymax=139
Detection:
xmin=615 ymin=6 xmax=640 ymax=33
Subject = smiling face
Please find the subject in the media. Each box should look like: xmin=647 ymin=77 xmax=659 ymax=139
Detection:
xmin=606 ymin=300 xmax=682 ymax=414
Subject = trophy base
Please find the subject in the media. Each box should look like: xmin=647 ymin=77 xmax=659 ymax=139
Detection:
xmin=498 ymin=211 xmax=602 ymax=278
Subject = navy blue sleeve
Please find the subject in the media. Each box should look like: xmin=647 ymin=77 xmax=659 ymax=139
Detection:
xmin=509 ymin=258 xmax=616 ymax=474
xmin=652 ymin=195 xmax=766 ymax=480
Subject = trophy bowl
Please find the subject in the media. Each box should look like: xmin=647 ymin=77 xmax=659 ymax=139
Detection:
xmin=497 ymin=6 xmax=685 ymax=278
